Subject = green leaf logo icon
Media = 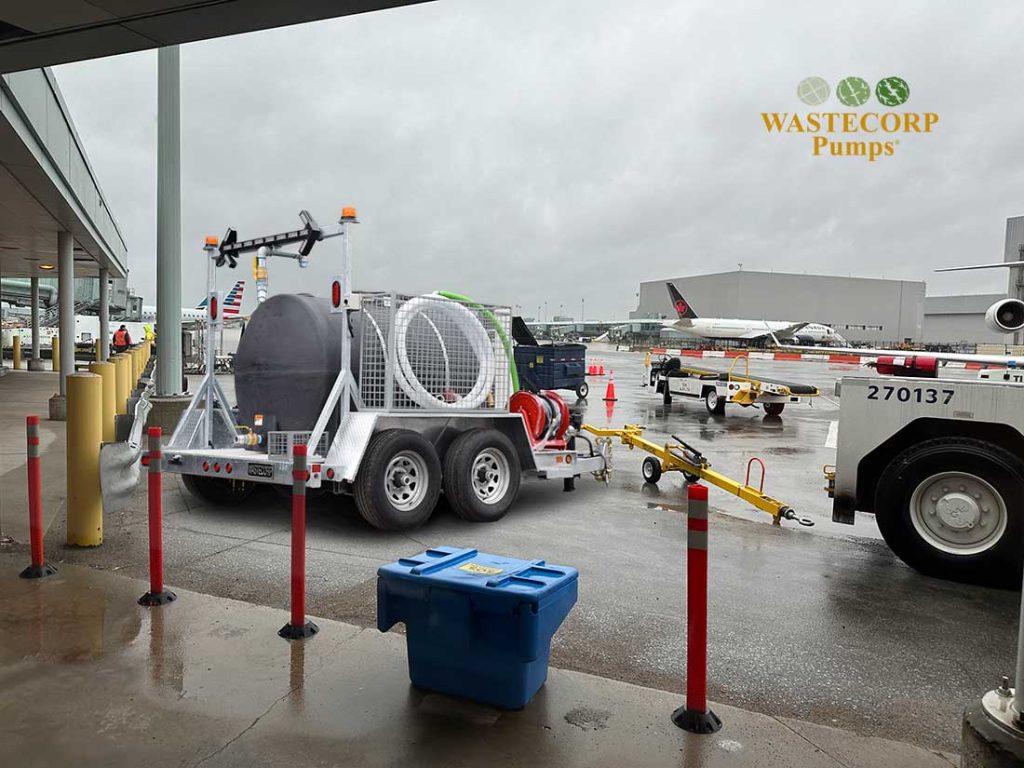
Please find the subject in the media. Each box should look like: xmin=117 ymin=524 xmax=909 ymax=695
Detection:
xmin=875 ymin=77 xmax=910 ymax=106
xmin=836 ymin=76 xmax=871 ymax=107
xmin=796 ymin=76 xmax=830 ymax=105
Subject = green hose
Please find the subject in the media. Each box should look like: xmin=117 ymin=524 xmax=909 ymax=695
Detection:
xmin=437 ymin=290 xmax=520 ymax=392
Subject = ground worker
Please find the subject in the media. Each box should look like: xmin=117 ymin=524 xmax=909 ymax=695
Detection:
xmin=143 ymin=324 xmax=155 ymax=342
xmin=643 ymin=350 xmax=651 ymax=387
xmin=112 ymin=324 xmax=132 ymax=353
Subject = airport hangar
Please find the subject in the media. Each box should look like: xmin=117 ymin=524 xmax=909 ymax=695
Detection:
xmin=631 ymin=271 xmax=1017 ymax=346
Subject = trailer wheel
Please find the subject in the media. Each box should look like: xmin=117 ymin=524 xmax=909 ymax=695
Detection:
xmin=874 ymin=438 xmax=1024 ymax=587
xmin=661 ymin=382 xmax=672 ymax=405
xmin=642 ymin=456 xmax=662 ymax=484
xmin=575 ymin=381 xmax=589 ymax=399
xmin=763 ymin=402 xmax=785 ymax=416
xmin=443 ymin=429 xmax=521 ymax=523
xmin=354 ymin=429 xmax=441 ymax=531
xmin=704 ymin=388 xmax=725 ymax=415
xmin=182 ymin=474 xmax=256 ymax=505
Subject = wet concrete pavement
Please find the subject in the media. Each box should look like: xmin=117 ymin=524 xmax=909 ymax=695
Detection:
xmin=2 ymin=348 xmax=1016 ymax=754
xmin=0 ymin=560 xmax=957 ymax=767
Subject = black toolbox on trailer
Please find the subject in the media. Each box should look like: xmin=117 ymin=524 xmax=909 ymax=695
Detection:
xmin=512 ymin=317 xmax=589 ymax=399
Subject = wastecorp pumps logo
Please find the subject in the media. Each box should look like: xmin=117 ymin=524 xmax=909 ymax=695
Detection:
xmin=763 ymin=76 xmax=937 ymax=161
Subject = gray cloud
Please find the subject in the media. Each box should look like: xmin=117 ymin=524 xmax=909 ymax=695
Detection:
xmin=52 ymin=0 xmax=1024 ymax=320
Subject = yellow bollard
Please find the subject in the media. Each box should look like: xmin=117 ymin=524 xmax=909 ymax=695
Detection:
xmin=51 ymin=335 xmax=60 ymax=373
xmin=128 ymin=347 xmax=139 ymax=386
xmin=88 ymin=361 xmax=116 ymax=442
xmin=112 ymin=354 xmax=130 ymax=415
xmin=12 ymin=334 xmax=21 ymax=369
xmin=66 ymin=373 xmax=103 ymax=547
xmin=94 ymin=337 xmax=102 ymax=362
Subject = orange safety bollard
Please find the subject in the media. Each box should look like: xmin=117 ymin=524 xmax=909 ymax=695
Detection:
xmin=138 ymin=427 xmax=176 ymax=606
xmin=19 ymin=415 xmax=56 ymax=579
xmin=671 ymin=483 xmax=722 ymax=733
xmin=279 ymin=444 xmax=319 ymax=640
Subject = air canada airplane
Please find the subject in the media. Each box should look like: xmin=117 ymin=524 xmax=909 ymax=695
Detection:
xmin=662 ymin=284 xmax=847 ymax=344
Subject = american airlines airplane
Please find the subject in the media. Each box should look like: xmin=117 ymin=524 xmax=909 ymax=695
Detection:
xmin=141 ymin=280 xmax=245 ymax=322
xmin=663 ymin=283 xmax=847 ymax=344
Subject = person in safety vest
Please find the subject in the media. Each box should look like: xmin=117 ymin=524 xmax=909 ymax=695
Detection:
xmin=112 ymin=325 xmax=132 ymax=353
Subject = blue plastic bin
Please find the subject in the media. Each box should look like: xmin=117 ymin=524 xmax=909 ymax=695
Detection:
xmin=377 ymin=546 xmax=578 ymax=709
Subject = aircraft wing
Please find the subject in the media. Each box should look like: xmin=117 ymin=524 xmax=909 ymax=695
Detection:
xmin=768 ymin=332 xmax=1024 ymax=368
xmin=737 ymin=321 xmax=807 ymax=341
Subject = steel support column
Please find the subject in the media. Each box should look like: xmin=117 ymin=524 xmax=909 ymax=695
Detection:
xmin=58 ymin=231 xmax=74 ymax=394
xmin=156 ymin=45 xmax=182 ymax=395
xmin=98 ymin=268 xmax=110 ymax=361
xmin=30 ymin=276 xmax=40 ymax=360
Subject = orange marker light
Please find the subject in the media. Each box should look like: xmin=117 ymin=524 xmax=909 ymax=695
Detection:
xmin=341 ymin=206 xmax=357 ymax=219
xmin=205 ymin=235 xmax=218 ymax=246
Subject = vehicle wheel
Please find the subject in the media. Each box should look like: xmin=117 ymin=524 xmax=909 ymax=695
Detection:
xmin=763 ymin=402 xmax=785 ymax=416
xmin=443 ymin=429 xmax=521 ymax=523
xmin=704 ymin=388 xmax=725 ymax=415
xmin=182 ymin=474 xmax=256 ymax=505
xmin=576 ymin=381 xmax=589 ymax=399
xmin=662 ymin=384 xmax=672 ymax=405
xmin=683 ymin=470 xmax=700 ymax=482
xmin=354 ymin=429 xmax=441 ymax=531
xmin=874 ymin=438 xmax=1024 ymax=587
xmin=642 ymin=456 xmax=662 ymax=484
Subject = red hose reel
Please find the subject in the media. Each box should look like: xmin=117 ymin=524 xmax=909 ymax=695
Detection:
xmin=510 ymin=390 xmax=570 ymax=449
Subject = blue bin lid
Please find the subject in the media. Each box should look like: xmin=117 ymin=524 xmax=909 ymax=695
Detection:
xmin=378 ymin=546 xmax=577 ymax=603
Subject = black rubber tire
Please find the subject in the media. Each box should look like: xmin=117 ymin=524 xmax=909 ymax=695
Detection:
xmin=683 ymin=470 xmax=700 ymax=483
xmin=576 ymin=381 xmax=589 ymax=399
xmin=874 ymin=437 xmax=1024 ymax=587
xmin=704 ymin=388 xmax=725 ymax=415
xmin=662 ymin=383 xmax=672 ymax=406
xmin=354 ymin=429 xmax=442 ymax=531
xmin=182 ymin=474 xmax=256 ymax=505
xmin=763 ymin=402 xmax=785 ymax=416
xmin=443 ymin=429 xmax=521 ymax=523
xmin=642 ymin=456 xmax=662 ymax=484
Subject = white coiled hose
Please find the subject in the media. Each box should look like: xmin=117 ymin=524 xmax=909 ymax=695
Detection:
xmin=393 ymin=294 xmax=498 ymax=409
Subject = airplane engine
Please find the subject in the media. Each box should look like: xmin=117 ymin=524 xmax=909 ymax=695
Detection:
xmin=794 ymin=335 xmax=816 ymax=346
xmin=985 ymin=299 xmax=1024 ymax=333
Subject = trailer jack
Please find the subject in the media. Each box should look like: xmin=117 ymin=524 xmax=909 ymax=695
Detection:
xmin=581 ymin=424 xmax=814 ymax=527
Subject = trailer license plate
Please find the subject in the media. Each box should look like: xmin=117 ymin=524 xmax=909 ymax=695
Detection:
xmin=247 ymin=463 xmax=274 ymax=478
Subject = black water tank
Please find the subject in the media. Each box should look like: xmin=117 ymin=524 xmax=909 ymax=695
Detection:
xmin=234 ymin=294 xmax=358 ymax=432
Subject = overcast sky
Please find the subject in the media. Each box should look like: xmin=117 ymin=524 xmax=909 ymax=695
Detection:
xmin=51 ymin=0 xmax=1024 ymax=320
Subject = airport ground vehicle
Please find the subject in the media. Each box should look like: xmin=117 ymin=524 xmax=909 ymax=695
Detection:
xmin=652 ymin=355 xmax=818 ymax=415
xmin=161 ymin=210 xmax=611 ymax=531
xmin=827 ymin=373 xmax=1024 ymax=588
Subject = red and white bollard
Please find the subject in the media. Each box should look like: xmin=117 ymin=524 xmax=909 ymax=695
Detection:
xmin=279 ymin=443 xmax=319 ymax=640
xmin=138 ymin=427 xmax=176 ymax=606
xmin=672 ymin=483 xmax=722 ymax=733
xmin=19 ymin=415 xmax=56 ymax=579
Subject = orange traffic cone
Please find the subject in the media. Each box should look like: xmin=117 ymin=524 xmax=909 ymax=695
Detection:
xmin=597 ymin=360 xmax=605 ymax=375
xmin=603 ymin=371 xmax=618 ymax=402
xmin=587 ymin=362 xmax=596 ymax=376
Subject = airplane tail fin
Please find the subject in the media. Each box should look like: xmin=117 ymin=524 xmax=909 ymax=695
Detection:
xmin=223 ymin=280 xmax=245 ymax=317
xmin=667 ymin=283 xmax=698 ymax=319
xmin=195 ymin=296 xmax=208 ymax=309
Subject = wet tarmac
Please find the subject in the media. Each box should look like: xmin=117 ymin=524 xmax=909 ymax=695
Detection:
xmin=16 ymin=347 xmax=1020 ymax=752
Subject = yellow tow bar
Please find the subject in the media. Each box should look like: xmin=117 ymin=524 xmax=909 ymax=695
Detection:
xmin=582 ymin=424 xmax=813 ymax=526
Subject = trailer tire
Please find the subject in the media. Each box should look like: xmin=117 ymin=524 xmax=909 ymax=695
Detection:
xmin=182 ymin=474 xmax=256 ymax=505
xmin=704 ymin=388 xmax=725 ymax=415
xmin=576 ymin=381 xmax=589 ymax=399
xmin=661 ymin=382 xmax=672 ymax=405
xmin=443 ymin=429 xmax=521 ymax=523
xmin=763 ymin=402 xmax=785 ymax=416
xmin=354 ymin=429 xmax=441 ymax=531
xmin=642 ymin=456 xmax=662 ymax=484
xmin=874 ymin=437 xmax=1024 ymax=588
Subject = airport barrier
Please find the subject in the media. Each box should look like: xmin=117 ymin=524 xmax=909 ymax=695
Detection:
xmin=19 ymin=415 xmax=56 ymax=579
xmin=278 ymin=444 xmax=319 ymax=640
xmin=12 ymin=335 xmax=21 ymax=369
xmin=138 ymin=427 xmax=176 ymax=607
xmin=671 ymin=483 xmax=722 ymax=734
xmin=66 ymin=373 xmax=103 ymax=547
xmin=88 ymin=361 xmax=116 ymax=442
xmin=647 ymin=347 xmax=992 ymax=369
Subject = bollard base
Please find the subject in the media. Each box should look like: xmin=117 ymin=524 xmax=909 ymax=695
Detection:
xmin=563 ymin=477 xmax=575 ymax=492
xmin=138 ymin=589 xmax=177 ymax=607
xmin=279 ymin=620 xmax=319 ymax=640
xmin=672 ymin=705 xmax=723 ymax=734
xmin=962 ymin=689 xmax=1024 ymax=767
xmin=28 ymin=358 xmax=46 ymax=371
xmin=48 ymin=394 xmax=66 ymax=421
xmin=19 ymin=562 xmax=57 ymax=579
